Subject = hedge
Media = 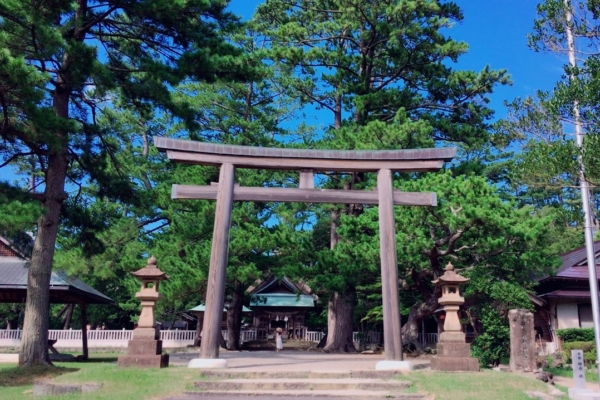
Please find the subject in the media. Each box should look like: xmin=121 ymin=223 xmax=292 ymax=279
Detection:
xmin=562 ymin=341 xmax=596 ymax=366
xmin=556 ymin=328 xmax=595 ymax=343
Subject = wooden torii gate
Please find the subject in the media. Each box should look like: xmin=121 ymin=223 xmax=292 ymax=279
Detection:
xmin=154 ymin=137 xmax=456 ymax=369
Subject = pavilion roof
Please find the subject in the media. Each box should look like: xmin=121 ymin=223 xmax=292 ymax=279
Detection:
xmin=0 ymin=259 xmax=113 ymax=305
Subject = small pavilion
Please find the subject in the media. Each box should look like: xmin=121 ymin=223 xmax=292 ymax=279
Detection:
xmin=0 ymin=236 xmax=113 ymax=359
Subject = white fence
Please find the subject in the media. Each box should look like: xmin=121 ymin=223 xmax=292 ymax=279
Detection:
xmin=0 ymin=329 xmax=195 ymax=349
xmin=0 ymin=329 xmax=389 ymax=348
xmin=304 ymin=331 xmax=325 ymax=342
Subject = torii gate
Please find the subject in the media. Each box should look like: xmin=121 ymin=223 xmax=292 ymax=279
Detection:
xmin=154 ymin=137 xmax=456 ymax=370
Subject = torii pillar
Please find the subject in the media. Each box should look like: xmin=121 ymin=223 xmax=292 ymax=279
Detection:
xmin=375 ymin=169 xmax=412 ymax=371
xmin=188 ymin=163 xmax=235 ymax=369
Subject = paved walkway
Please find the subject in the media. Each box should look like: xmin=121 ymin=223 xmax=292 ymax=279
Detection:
xmin=170 ymin=350 xmax=430 ymax=372
xmin=553 ymin=375 xmax=600 ymax=391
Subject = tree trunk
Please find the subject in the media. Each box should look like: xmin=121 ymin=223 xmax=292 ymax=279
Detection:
xmin=323 ymin=292 xmax=357 ymax=353
xmin=19 ymin=84 xmax=70 ymax=367
xmin=226 ymin=281 xmax=244 ymax=350
xmin=194 ymin=316 xmax=204 ymax=347
xmin=401 ymin=293 xmax=439 ymax=348
xmin=19 ymin=155 xmax=67 ymax=366
xmin=63 ymin=304 xmax=73 ymax=330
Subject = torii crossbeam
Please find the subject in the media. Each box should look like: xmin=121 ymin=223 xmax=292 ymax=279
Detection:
xmin=154 ymin=137 xmax=456 ymax=369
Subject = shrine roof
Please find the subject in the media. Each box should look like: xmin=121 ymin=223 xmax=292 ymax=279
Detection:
xmin=188 ymin=304 xmax=252 ymax=313
xmin=250 ymin=293 xmax=315 ymax=308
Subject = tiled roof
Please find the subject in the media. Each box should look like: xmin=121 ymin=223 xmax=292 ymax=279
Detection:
xmin=540 ymin=290 xmax=592 ymax=298
xmin=538 ymin=241 xmax=600 ymax=282
xmin=555 ymin=265 xmax=600 ymax=280
xmin=558 ymin=241 xmax=600 ymax=274
xmin=0 ymin=259 xmax=112 ymax=304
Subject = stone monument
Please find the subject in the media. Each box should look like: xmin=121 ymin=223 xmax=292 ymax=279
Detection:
xmin=430 ymin=262 xmax=479 ymax=371
xmin=118 ymin=256 xmax=169 ymax=368
xmin=508 ymin=309 xmax=536 ymax=372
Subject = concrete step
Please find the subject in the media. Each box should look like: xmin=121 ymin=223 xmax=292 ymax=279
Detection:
xmin=194 ymin=378 xmax=411 ymax=391
xmin=199 ymin=370 xmax=402 ymax=380
xmin=184 ymin=389 xmax=433 ymax=399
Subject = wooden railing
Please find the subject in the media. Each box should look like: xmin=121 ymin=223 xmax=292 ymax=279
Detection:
xmin=241 ymin=329 xmax=256 ymax=342
xmin=418 ymin=333 xmax=438 ymax=344
xmin=352 ymin=331 xmax=381 ymax=344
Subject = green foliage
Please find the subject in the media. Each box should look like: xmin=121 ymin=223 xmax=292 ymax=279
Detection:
xmin=331 ymin=170 xmax=559 ymax=347
xmin=496 ymin=0 xmax=600 ymax=241
xmin=557 ymin=328 xmax=596 ymax=342
xmin=563 ymin=341 xmax=597 ymax=366
xmin=252 ymin=3 xmax=511 ymax=342
xmin=305 ymin=309 xmax=327 ymax=330
xmin=0 ymin=0 xmax=255 ymax=361
xmin=0 ymin=182 xmax=42 ymax=236
xmin=470 ymin=283 xmax=533 ymax=368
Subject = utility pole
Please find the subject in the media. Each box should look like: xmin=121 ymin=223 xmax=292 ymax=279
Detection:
xmin=564 ymin=0 xmax=600 ymax=388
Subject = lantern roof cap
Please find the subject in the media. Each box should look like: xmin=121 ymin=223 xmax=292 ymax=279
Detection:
xmin=131 ymin=256 xmax=169 ymax=280
xmin=432 ymin=262 xmax=469 ymax=285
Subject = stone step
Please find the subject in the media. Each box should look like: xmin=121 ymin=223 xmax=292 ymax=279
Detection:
xmin=183 ymin=389 xmax=433 ymax=399
xmin=194 ymin=378 xmax=411 ymax=391
xmin=198 ymin=369 xmax=402 ymax=380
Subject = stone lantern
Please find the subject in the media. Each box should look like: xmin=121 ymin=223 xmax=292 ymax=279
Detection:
xmin=430 ymin=262 xmax=479 ymax=371
xmin=118 ymin=256 xmax=169 ymax=368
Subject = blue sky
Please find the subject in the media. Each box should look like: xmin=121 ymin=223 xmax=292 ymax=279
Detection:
xmin=227 ymin=0 xmax=562 ymax=120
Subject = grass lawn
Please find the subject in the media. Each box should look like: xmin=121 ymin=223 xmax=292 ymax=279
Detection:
xmin=0 ymin=355 xmax=567 ymax=400
xmin=404 ymin=370 xmax=567 ymax=400
xmin=0 ymin=354 xmax=197 ymax=400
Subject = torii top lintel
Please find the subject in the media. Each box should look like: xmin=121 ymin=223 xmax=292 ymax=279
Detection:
xmin=154 ymin=137 xmax=457 ymax=173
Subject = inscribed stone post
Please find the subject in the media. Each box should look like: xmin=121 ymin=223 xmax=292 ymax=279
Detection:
xmin=508 ymin=309 xmax=536 ymax=372
xmin=572 ymin=350 xmax=587 ymax=389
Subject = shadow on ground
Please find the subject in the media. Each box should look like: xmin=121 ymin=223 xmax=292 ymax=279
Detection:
xmin=0 ymin=365 xmax=79 ymax=387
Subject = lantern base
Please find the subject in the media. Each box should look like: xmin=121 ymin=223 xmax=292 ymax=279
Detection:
xmin=132 ymin=327 xmax=160 ymax=340
xmin=439 ymin=331 xmax=466 ymax=342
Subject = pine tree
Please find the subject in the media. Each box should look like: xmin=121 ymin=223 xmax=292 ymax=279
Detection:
xmin=0 ymin=0 xmax=249 ymax=366
xmin=252 ymin=0 xmax=509 ymax=351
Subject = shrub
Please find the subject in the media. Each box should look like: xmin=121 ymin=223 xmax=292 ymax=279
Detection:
xmin=469 ymin=282 xmax=533 ymax=367
xmin=557 ymin=328 xmax=595 ymax=343
xmin=562 ymin=341 xmax=596 ymax=366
